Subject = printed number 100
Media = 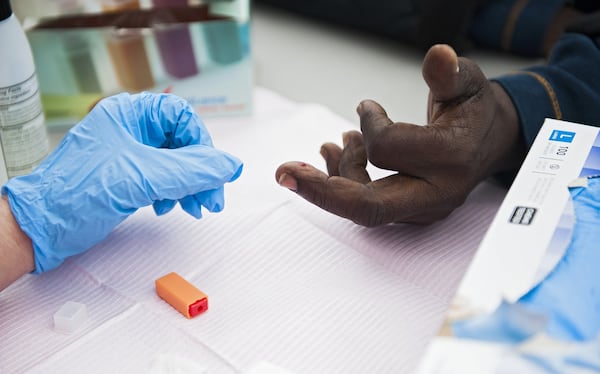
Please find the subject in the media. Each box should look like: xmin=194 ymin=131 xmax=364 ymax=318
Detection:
xmin=556 ymin=146 xmax=568 ymax=156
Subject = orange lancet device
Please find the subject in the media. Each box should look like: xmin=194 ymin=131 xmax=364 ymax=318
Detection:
xmin=155 ymin=272 xmax=208 ymax=318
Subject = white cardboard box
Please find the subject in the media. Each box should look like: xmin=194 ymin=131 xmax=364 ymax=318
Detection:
xmin=417 ymin=118 xmax=600 ymax=373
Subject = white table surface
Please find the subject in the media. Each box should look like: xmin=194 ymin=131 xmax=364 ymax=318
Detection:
xmin=2 ymin=87 xmax=510 ymax=374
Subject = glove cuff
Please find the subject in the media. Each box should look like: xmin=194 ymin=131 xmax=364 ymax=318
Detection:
xmin=2 ymin=180 xmax=61 ymax=273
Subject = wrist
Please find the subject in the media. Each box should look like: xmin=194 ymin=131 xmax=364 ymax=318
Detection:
xmin=0 ymin=195 xmax=34 ymax=291
xmin=489 ymin=81 xmax=527 ymax=175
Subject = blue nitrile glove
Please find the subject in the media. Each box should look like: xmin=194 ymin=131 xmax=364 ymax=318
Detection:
xmin=518 ymin=334 xmax=600 ymax=373
xmin=453 ymin=176 xmax=600 ymax=343
xmin=2 ymin=92 xmax=243 ymax=273
xmin=452 ymin=300 xmax=548 ymax=343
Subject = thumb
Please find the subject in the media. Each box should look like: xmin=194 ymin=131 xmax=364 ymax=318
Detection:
xmin=422 ymin=44 xmax=486 ymax=103
xmin=137 ymin=145 xmax=243 ymax=203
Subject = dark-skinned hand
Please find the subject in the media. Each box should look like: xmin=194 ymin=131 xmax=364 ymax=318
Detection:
xmin=275 ymin=44 xmax=527 ymax=227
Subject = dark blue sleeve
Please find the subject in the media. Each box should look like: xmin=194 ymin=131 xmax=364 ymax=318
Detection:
xmin=468 ymin=0 xmax=567 ymax=56
xmin=493 ymin=32 xmax=600 ymax=147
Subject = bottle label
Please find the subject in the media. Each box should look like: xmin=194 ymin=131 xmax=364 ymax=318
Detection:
xmin=0 ymin=73 xmax=49 ymax=180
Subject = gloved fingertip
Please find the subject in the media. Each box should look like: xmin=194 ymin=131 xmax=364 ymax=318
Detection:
xmin=228 ymin=160 xmax=244 ymax=182
xmin=179 ymin=195 xmax=203 ymax=218
xmin=205 ymin=200 xmax=223 ymax=213
xmin=192 ymin=188 xmax=225 ymax=213
xmin=183 ymin=204 xmax=203 ymax=219
xmin=153 ymin=199 xmax=176 ymax=216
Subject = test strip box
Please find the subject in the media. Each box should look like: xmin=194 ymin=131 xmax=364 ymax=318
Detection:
xmin=20 ymin=0 xmax=252 ymax=129
xmin=416 ymin=118 xmax=600 ymax=373
xmin=155 ymin=272 xmax=208 ymax=319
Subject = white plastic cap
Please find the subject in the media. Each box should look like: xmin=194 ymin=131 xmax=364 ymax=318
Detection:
xmin=53 ymin=301 xmax=87 ymax=333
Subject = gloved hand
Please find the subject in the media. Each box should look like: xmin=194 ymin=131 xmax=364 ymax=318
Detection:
xmin=2 ymin=92 xmax=243 ymax=273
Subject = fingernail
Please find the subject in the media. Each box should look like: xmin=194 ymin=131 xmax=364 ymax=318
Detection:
xmin=320 ymin=146 xmax=329 ymax=161
xmin=278 ymin=173 xmax=297 ymax=192
xmin=356 ymin=102 xmax=363 ymax=115
xmin=450 ymin=48 xmax=459 ymax=73
xmin=342 ymin=132 xmax=351 ymax=148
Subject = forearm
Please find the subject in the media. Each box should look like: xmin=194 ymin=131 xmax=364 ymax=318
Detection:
xmin=0 ymin=196 xmax=34 ymax=291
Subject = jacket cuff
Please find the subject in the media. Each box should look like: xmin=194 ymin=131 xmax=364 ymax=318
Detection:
xmin=493 ymin=71 xmax=561 ymax=147
xmin=469 ymin=0 xmax=567 ymax=56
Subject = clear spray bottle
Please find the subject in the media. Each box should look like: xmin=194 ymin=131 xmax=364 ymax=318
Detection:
xmin=0 ymin=0 xmax=49 ymax=185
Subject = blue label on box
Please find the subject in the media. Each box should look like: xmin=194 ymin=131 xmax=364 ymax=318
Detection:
xmin=549 ymin=130 xmax=576 ymax=143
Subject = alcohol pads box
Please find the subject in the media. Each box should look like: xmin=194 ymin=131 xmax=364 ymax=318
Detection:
xmin=416 ymin=118 xmax=600 ymax=373
xmin=19 ymin=1 xmax=251 ymax=129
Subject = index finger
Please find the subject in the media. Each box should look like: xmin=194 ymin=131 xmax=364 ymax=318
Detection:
xmin=276 ymin=161 xmax=450 ymax=226
xmin=276 ymin=161 xmax=383 ymax=226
